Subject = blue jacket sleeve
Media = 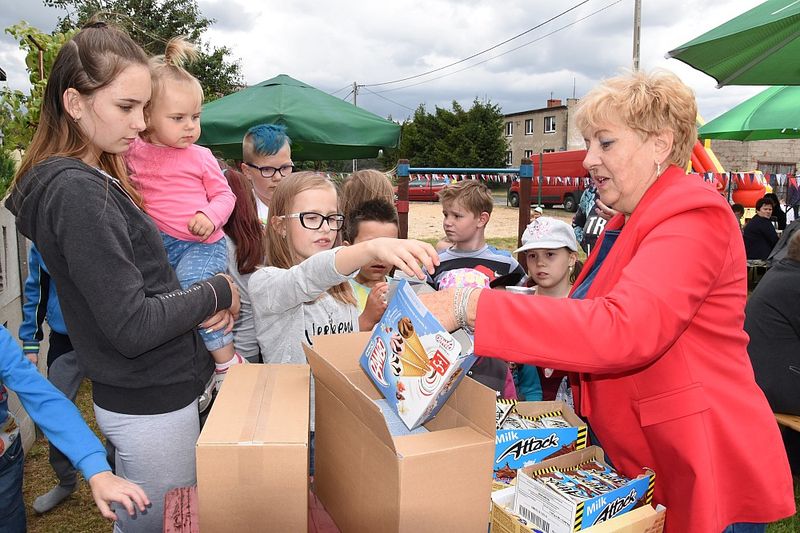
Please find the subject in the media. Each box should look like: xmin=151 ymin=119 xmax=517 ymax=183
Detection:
xmin=19 ymin=245 xmax=49 ymax=354
xmin=0 ymin=327 xmax=109 ymax=479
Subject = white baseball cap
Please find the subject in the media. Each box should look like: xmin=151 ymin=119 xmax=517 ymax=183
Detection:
xmin=533 ymin=206 xmax=544 ymax=214
xmin=514 ymin=217 xmax=578 ymax=253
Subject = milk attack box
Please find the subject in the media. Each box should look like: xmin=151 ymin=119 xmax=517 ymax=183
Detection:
xmin=360 ymin=279 xmax=477 ymax=430
xmin=494 ymin=400 xmax=588 ymax=481
xmin=513 ymin=446 xmax=656 ymax=533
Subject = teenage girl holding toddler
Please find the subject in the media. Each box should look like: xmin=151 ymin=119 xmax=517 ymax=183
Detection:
xmin=126 ymin=38 xmax=243 ymax=389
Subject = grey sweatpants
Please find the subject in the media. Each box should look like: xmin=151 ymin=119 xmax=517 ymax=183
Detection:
xmin=46 ymin=350 xmax=83 ymax=486
xmin=94 ymin=400 xmax=199 ymax=533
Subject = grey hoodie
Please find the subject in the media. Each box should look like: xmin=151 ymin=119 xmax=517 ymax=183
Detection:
xmin=6 ymin=157 xmax=229 ymax=414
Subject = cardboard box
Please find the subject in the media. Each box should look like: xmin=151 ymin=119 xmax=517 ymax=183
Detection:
xmin=196 ymin=364 xmax=310 ymax=532
xmin=305 ymin=332 xmax=496 ymax=533
xmin=360 ymin=279 xmax=477 ymax=429
xmin=491 ymin=487 xmax=665 ymax=533
xmin=513 ymin=446 xmax=655 ymax=533
xmin=494 ymin=401 xmax=588 ymax=480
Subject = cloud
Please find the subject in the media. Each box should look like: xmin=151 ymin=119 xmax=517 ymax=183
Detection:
xmin=2 ymin=0 xmax=767 ymax=124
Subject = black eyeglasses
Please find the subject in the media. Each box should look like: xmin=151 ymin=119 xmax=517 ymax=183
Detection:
xmin=243 ymin=162 xmax=296 ymax=179
xmin=282 ymin=212 xmax=345 ymax=231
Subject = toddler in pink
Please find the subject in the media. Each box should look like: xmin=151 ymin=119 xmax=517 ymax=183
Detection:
xmin=126 ymin=38 xmax=244 ymax=392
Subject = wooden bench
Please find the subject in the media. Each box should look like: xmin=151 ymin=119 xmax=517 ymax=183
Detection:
xmin=775 ymin=413 xmax=800 ymax=432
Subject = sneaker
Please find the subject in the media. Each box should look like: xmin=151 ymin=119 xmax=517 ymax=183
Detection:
xmin=214 ymin=353 xmax=248 ymax=391
xmin=198 ymin=374 xmax=215 ymax=413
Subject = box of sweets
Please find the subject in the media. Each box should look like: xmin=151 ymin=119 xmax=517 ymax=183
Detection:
xmin=360 ymin=279 xmax=477 ymax=430
xmin=512 ymin=446 xmax=656 ymax=533
xmin=491 ymin=486 xmax=665 ymax=533
xmin=494 ymin=400 xmax=588 ymax=482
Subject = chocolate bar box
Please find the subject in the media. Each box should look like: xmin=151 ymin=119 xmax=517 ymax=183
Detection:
xmin=513 ymin=446 xmax=655 ymax=533
xmin=494 ymin=400 xmax=588 ymax=482
xmin=360 ymin=280 xmax=477 ymax=430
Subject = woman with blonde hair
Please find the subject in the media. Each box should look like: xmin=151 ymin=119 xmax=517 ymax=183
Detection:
xmin=421 ymin=70 xmax=794 ymax=532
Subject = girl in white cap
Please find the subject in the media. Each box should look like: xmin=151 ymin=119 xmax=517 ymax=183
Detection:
xmin=516 ymin=216 xmax=580 ymax=298
xmin=513 ymin=217 xmax=582 ymax=402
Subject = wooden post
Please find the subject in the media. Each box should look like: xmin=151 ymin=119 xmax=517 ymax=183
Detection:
xmin=397 ymin=159 xmax=410 ymax=239
xmin=517 ymin=159 xmax=533 ymax=264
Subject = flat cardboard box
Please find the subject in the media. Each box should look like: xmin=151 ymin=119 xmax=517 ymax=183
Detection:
xmin=494 ymin=400 xmax=588 ymax=480
xmin=513 ymin=446 xmax=655 ymax=533
xmin=196 ymin=364 xmax=310 ymax=532
xmin=305 ymin=332 xmax=496 ymax=533
xmin=491 ymin=487 xmax=665 ymax=533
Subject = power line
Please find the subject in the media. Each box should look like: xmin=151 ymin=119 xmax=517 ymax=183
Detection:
xmin=362 ymin=0 xmax=590 ymax=88
xmin=328 ymin=83 xmax=352 ymax=96
xmin=375 ymin=0 xmax=622 ymax=94
xmin=359 ymin=86 xmax=416 ymax=112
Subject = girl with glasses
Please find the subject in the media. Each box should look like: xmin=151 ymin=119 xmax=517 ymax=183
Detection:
xmin=125 ymin=37 xmax=245 ymax=393
xmin=249 ymin=172 xmax=438 ymax=473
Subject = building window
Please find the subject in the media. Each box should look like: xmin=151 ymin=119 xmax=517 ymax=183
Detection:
xmin=505 ymin=151 xmax=513 ymax=166
xmin=505 ymin=121 xmax=513 ymax=136
xmin=758 ymin=162 xmax=796 ymax=175
xmin=543 ymin=148 xmax=556 ymax=153
xmin=524 ymin=119 xmax=534 ymax=135
xmin=544 ymin=116 xmax=556 ymax=133
xmin=524 ymin=150 xmax=534 ymax=159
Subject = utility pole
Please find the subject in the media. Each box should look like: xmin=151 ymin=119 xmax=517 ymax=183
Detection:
xmin=632 ymin=0 xmax=641 ymax=71
xmin=352 ymin=81 xmax=359 ymax=172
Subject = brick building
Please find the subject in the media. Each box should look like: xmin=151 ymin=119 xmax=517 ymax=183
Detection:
xmin=710 ymin=139 xmax=800 ymax=174
xmin=502 ymin=98 xmax=584 ymax=167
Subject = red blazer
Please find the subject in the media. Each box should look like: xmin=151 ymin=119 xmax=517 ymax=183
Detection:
xmin=475 ymin=166 xmax=795 ymax=532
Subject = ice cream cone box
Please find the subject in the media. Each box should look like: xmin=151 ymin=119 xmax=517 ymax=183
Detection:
xmin=512 ymin=446 xmax=656 ymax=533
xmin=196 ymin=364 xmax=310 ymax=532
xmin=304 ymin=332 xmax=496 ymax=533
xmin=494 ymin=400 xmax=588 ymax=481
xmin=359 ymin=279 xmax=478 ymax=430
xmin=491 ymin=486 xmax=665 ymax=533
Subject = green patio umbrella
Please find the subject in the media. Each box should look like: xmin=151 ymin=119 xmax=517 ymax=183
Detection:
xmin=667 ymin=0 xmax=800 ymax=87
xmin=198 ymin=74 xmax=401 ymax=160
xmin=698 ymin=85 xmax=800 ymax=140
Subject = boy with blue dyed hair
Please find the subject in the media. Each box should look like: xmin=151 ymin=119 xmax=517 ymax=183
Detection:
xmin=239 ymin=124 xmax=294 ymax=224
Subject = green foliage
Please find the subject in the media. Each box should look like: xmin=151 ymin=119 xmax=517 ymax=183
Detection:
xmin=43 ymin=0 xmax=244 ymax=101
xmin=0 ymin=23 xmax=76 ymax=149
xmin=390 ymin=98 xmax=506 ymax=168
xmin=0 ymin=150 xmax=17 ymax=198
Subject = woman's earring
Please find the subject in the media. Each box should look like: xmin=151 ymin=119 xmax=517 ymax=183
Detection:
xmin=656 ymin=161 xmax=662 ymax=176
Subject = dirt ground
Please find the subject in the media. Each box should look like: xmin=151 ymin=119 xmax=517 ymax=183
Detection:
xmin=406 ymin=201 xmax=574 ymax=240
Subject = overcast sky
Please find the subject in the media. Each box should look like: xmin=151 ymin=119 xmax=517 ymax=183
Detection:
xmin=0 ymin=0 xmax=769 ymax=123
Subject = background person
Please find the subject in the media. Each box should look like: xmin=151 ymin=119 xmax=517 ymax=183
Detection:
xmin=763 ymin=192 xmax=787 ymax=230
xmin=6 ymin=21 xmax=240 ymax=532
xmin=223 ymin=168 xmax=267 ymax=363
xmin=420 ymin=70 xmax=794 ymax=532
xmin=239 ymin=124 xmax=293 ymax=225
xmin=744 ymin=198 xmax=779 ymax=260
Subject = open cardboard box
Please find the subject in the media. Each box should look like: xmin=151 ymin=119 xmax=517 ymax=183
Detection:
xmin=305 ymin=332 xmax=496 ymax=532
xmin=513 ymin=446 xmax=656 ymax=533
xmin=491 ymin=486 xmax=665 ymax=533
xmin=196 ymin=364 xmax=310 ymax=532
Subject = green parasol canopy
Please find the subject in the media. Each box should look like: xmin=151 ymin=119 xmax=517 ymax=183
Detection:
xmin=667 ymin=0 xmax=800 ymax=87
xmin=197 ymin=74 xmax=401 ymax=160
xmin=698 ymin=85 xmax=800 ymax=140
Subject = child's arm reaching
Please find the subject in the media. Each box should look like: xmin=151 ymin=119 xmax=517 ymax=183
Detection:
xmin=336 ymin=238 xmax=438 ymax=281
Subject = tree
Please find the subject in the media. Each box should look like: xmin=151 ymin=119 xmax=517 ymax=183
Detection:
xmin=391 ymin=99 xmax=506 ymax=168
xmin=43 ymin=0 xmax=244 ymax=101
xmin=0 ymin=23 xmax=75 ymax=150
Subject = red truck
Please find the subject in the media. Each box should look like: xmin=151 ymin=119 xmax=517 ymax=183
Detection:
xmin=507 ymin=149 xmax=590 ymax=212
